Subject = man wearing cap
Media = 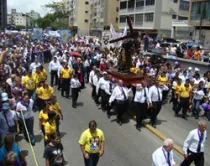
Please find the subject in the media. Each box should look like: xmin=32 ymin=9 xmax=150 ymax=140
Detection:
xmin=0 ymin=103 xmax=18 ymax=145
xmin=187 ymin=67 xmax=193 ymax=80
xmin=134 ymin=83 xmax=149 ymax=130
xmin=109 ymin=80 xmax=131 ymax=125
xmin=49 ymin=56 xmax=59 ymax=86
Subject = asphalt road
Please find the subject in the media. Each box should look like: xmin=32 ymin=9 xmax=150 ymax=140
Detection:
xmin=18 ymin=85 xmax=184 ymax=166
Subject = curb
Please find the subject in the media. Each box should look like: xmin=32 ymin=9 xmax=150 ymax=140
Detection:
xmin=128 ymin=111 xmax=184 ymax=156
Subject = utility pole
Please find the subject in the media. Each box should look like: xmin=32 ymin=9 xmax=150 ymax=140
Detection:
xmin=199 ymin=1 xmax=206 ymax=42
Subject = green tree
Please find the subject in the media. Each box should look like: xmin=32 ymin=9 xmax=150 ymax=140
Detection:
xmin=15 ymin=25 xmax=26 ymax=31
xmin=36 ymin=1 xmax=70 ymax=30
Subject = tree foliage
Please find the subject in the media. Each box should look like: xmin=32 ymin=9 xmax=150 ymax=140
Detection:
xmin=36 ymin=1 xmax=70 ymax=30
xmin=15 ymin=25 xmax=26 ymax=31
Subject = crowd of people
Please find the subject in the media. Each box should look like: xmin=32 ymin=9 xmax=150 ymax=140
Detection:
xmin=0 ymin=32 xmax=209 ymax=166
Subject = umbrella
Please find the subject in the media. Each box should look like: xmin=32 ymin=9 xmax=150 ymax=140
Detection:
xmin=70 ymin=51 xmax=82 ymax=57
xmin=77 ymin=39 xmax=84 ymax=43
xmin=186 ymin=42 xmax=200 ymax=47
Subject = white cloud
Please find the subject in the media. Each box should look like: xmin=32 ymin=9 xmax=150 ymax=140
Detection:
xmin=7 ymin=0 xmax=61 ymax=17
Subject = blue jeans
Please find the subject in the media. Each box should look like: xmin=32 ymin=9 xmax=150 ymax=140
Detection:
xmin=84 ymin=153 xmax=99 ymax=166
xmin=191 ymin=99 xmax=201 ymax=117
xmin=20 ymin=116 xmax=34 ymax=140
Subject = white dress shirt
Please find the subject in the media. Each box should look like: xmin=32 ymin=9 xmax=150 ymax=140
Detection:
xmin=152 ymin=146 xmax=176 ymax=166
xmin=92 ymin=75 xmax=99 ymax=86
xmin=134 ymin=87 xmax=149 ymax=103
xmin=183 ymin=128 xmax=207 ymax=154
xmin=57 ymin=65 xmax=64 ymax=78
xmin=148 ymin=85 xmax=167 ymax=103
xmin=30 ymin=62 xmax=41 ymax=72
xmin=49 ymin=60 xmax=59 ymax=72
xmin=84 ymin=59 xmax=92 ymax=67
xmin=96 ymin=77 xmax=107 ymax=93
xmin=16 ymin=99 xmax=34 ymax=120
xmin=71 ymin=78 xmax=80 ymax=88
xmin=193 ymin=89 xmax=204 ymax=100
xmin=109 ymin=86 xmax=131 ymax=103
xmin=89 ymin=70 xmax=95 ymax=84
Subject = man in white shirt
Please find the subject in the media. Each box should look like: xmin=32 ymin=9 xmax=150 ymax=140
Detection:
xmin=152 ymin=138 xmax=177 ymax=166
xmin=180 ymin=120 xmax=207 ymax=166
xmin=109 ymin=80 xmax=131 ymax=125
xmin=30 ymin=57 xmax=41 ymax=72
xmin=148 ymin=80 xmax=169 ymax=128
xmin=49 ymin=56 xmax=59 ymax=86
xmin=134 ymin=83 xmax=149 ymax=130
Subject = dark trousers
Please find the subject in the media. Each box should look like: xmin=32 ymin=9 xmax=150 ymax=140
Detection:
xmin=58 ymin=78 xmax=62 ymax=90
xmin=92 ymin=85 xmax=96 ymax=99
xmin=173 ymin=94 xmax=179 ymax=111
xmin=100 ymin=90 xmax=106 ymax=109
xmin=61 ymin=78 xmax=70 ymax=97
xmin=95 ymin=89 xmax=101 ymax=105
xmin=50 ymin=70 xmax=58 ymax=86
xmin=84 ymin=153 xmax=99 ymax=166
xmin=135 ymin=102 xmax=147 ymax=126
xmin=85 ymin=66 xmax=91 ymax=83
xmin=170 ymin=89 xmax=175 ymax=102
xmin=150 ymin=101 xmax=162 ymax=125
xmin=72 ymin=88 xmax=79 ymax=107
xmin=191 ymin=99 xmax=202 ymax=117
xmin=115 ymin=100 xmax=128 ymax=122
xmin=180 ymin=150 xmax=204 ymax=166
xmin=36 ymin=98 xmax=47 ymax=111
xmin=106 ymin=95 xmax=113 ymax=116
xmin=176 ymin=97 xmax=189 ymax=116
xmin=19 ymin=117 xmax=34 ymax=140
xmin=56 ymin=115 xmax=60 ymax=135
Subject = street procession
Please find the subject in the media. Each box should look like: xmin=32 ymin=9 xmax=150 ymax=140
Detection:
xmin=0 ymin=0 xmax=210 ymax=166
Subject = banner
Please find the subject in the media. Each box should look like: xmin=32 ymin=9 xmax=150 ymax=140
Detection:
xmin=48 ymin=31 xmax=60 ymax=37
xmin=32 ymin=28 xmax=43 ymax=40
xmin=59 ymin=30 xmax=70 ymax=43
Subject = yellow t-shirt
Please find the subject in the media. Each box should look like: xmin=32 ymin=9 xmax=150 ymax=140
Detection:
xmin=78 ymin=128 xmax=105 ymax=153
xmin=60 ymin=68 xmax=72 ymax=79
xmin=40 ymin=69 xmax=48 ymax=81
xmin=130 ymin=67 xmax=138 ymax=73
xmin=37 ymin=86 xmax=54 ymax=100
xmin=175 ymin=84 xmax=182 ymax=94
xmin=180 ymin=84 xmax=192 ymax=98
xmin=39 ymin=110 xmax=48 ymax=126
xmin=32 ymin=72 xmax=42 ymax=85
xmin=22 ymin=75 xmax=36 ymax=90
xmin=158 ymin=76 xmax=168 ymax=85
xmin=44 ymin=121 xmax=56 ymax=140
xmin=49 ymin=102 xmax=61 ymax=115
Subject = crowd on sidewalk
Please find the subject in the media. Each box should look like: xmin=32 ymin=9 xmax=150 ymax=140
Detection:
xmin=0 ymin=32 xmax=209 ymax=166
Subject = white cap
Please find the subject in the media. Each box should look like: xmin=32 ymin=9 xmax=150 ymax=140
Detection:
xmin=103 ymin=71 xmax=107 ymax=75
xmin=188 ymin=67 xmax=192 ymax=70
xmin=63 ymin=59 xmax=67 ymax=63
xmin=195 ymin=67 xmax=200 ymax=72
xmin=136 ymin=83 xmax=142 ymax=88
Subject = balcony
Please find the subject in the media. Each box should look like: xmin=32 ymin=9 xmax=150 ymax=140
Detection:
xmin=172 ymin=20 xmax=192 ymax=27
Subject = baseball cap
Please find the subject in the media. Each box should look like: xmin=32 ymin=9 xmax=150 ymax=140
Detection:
xmin=103 ymin=71 xmax=107 ymax=75
xmin=2 ymin=103 xmax=10 ymax=110
xmin=1 ymin=92 xmax=8 ymax=101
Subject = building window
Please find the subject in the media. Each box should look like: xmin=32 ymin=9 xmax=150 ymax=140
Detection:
xmin=120 ymin=15 xmax=127 ymax=23
xmin=178 ymin=16 xmax=188 ymax=20
xmin=145 ymin=0 xmax=155 ymax=6
xmin=135 ymin=14 xmax=143 ymax=25
xmin=145 ymin=13 xmax=154 ymax=22
xmin=85 ymin=11 xmax=88 ymax=14
xmin=128 ymin=0 xmax=135 ymax=9
xmin=85 ymin=19 xmax=89 ymax=23
xmin=180 ymin=0 xmax=189 ymax=11
xmin=136 ymin=0 xmax=144 ymax=8
xmin=190 ymin=1 xmax=210 ymax=21
xmin=116 ymin=7 xmax=119 ymax=12
xmin=173 ymin=0 xmax=178 ymax=3
xmin=120 ymin=1 xmax=127 ymax=9
xmin=172 ymin=15 xmax=176 ymax=19
xmin=85 ymin=1 xmax=89 ymax=5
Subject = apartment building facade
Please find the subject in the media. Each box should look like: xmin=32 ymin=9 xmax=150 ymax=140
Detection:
xmin=64 ymin=0 xmax=90 ymax=35
xmin=26 ymin=10 xmax=41 ymax=20
xmin=0 ymin=0 xmax=7 ymax=31
xmin=119 ymin=0 xmax=191 ymax=39
xmin=7 ymin=9 xmax=32 ymax=28
xmin=188 ymin=0 xmax=210 ymax=47
xmin=90 ymin=0 xmax=120 ymax=37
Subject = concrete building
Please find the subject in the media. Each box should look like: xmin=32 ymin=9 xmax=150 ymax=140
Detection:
xmin=64 ymin=0 xmax=90 ymax=35
xmin=26 ymin=10 xmax=40 ymax=20
xmin=7 ymin=9 xmax=32 ymax=28
xmin=90 ymin=0 xmax=120 ymax=37
xmin=188 ymin=0 xmax=210 ymax=48
xmin=119 ymin=0 xmax=192 ymax=40
xmin=0 ymin=0 xmax=7 ymax=31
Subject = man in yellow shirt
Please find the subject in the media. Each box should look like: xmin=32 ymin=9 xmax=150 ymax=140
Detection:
xmin=158 ymin=71 xmax=169 ymax=103
xmin=37 ymin=80 xmax=54 ymax=111
xmin=40 ymin=65 xmax=48 ymax=82
xmin=175 ymin=79 xmax=192 ymax=119
xmin=173 ymin=78 xmax=182 ymax=111
xmin=79 ymin=120 xmax=105 ymax=166
xmin=60 ymin=61 xmax=73 ymax=98
xmin=32 ymin=66 xmax=42 ymax=86
xmin=22 ymin=69 xmax=36 ymax=98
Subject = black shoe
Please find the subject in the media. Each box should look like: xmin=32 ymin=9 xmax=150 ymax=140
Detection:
xmin=107 ymin=114 xmax=111 ymax=119
xmin=152 ymin=124 xmax=156 ymax=128
xmin=182 ymin=115 xmax=188 ymax=120
xmin=136 ymin=125 xmax=141 ymax=131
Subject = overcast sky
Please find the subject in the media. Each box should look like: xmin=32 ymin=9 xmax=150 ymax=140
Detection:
xmin=7 ymin=0 xmax=62 ymax=17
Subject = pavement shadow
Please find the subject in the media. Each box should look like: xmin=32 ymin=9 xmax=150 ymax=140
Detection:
xmin=64 ymin=161 xmax=68 ymax=165
xmin=60 ymin=132 xmax=67 ymax=138
xmin=156 ymin=119 xmax=167 ymax=125
xmin=77 ymin=102 xmax=84 ymax=107
xmin=34 ymin=134 xmax=43 ymax=143
xmin=21 ymin=150 xmax=29 ymax=157
xmin=16 ymin=135 xmax=24 ymax=142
